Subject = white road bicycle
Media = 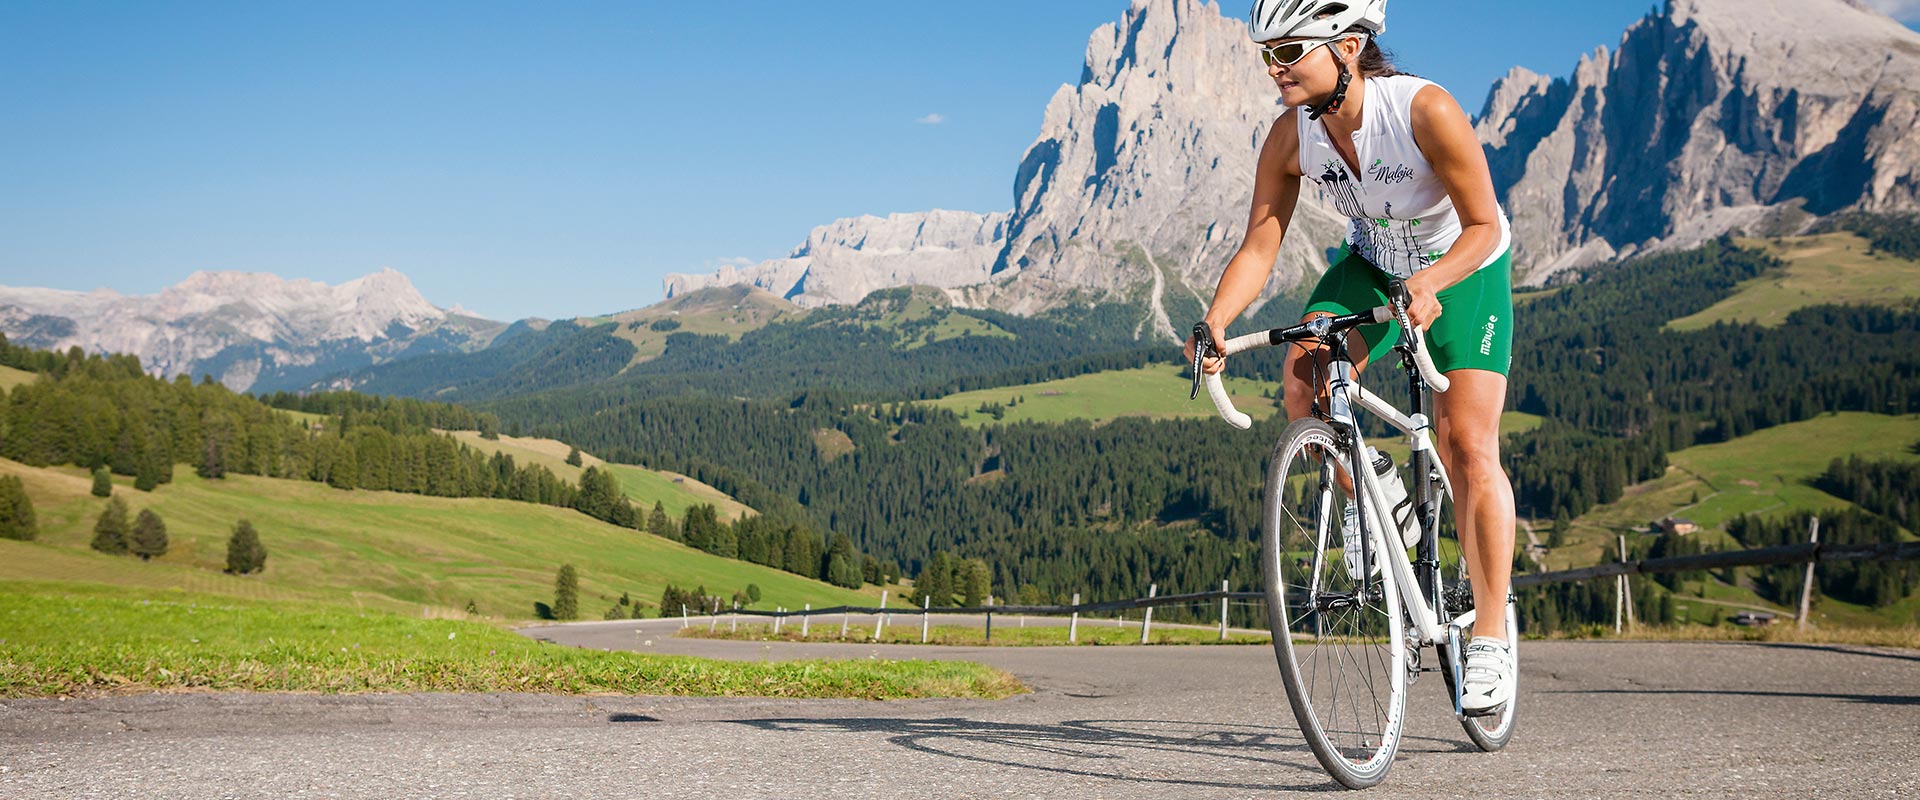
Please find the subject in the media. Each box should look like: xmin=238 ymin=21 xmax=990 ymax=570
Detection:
xmin=1190 ymin=282 xmax=1517 ymax=789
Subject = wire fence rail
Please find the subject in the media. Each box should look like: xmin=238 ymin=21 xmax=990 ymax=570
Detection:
xmin=677 ymin=533 xmax=1920 ymax=639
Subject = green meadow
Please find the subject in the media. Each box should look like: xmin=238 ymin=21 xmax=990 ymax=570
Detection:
xmin=0 ymin=364 xmax=36 ymax=391
xmin=1666 ymin=233 xmax=1920 ymax=331
xmin=0 ymin=582 xmax=1021 ymax=700
xmin=0 ymin=457 xmax=871 ymax=621
xmin=1542 ymin=413 xmax=1920 ymax=628
xmin=930 ymin=365 xmax=1280 ymax=427
xmin=444 ymin=430 xmax=753 ymax=521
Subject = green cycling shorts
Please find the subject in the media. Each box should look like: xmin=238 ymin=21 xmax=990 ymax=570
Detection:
xmin=1303 ymin=244 xmax=1514 ymax=376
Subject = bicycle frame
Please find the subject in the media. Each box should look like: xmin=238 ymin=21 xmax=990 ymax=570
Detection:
xmin=1313 ymin=333 xmax=1460 ymax=648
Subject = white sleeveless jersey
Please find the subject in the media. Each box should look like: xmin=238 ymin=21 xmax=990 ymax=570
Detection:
xmin=1296 ymin=75 xmax=1511 ymax=279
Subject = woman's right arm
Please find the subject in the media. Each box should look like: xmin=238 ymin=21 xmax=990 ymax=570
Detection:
xmin=1186 ymin=112 xmax=1303 ymax=374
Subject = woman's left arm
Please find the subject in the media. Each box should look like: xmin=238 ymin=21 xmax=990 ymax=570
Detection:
xmin=1403 ymin=84 xmax=1504 ymax=329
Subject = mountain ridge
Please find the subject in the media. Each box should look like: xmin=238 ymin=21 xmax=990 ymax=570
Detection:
xmin=0 ymin=269 xmax=505 ymax=393
xmin=669 ymin=0 xmax=1920 ymax=309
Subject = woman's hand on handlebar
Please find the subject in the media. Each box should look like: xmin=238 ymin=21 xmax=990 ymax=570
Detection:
xmin=1402 ymin=273 xmax=1444 ymax=330
xmin=1182 ymin=320 xmax=1230 ymax=375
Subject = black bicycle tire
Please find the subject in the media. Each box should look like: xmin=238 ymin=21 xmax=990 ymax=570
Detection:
xmin=1262 ymin=417 xmax=1407 ymax=789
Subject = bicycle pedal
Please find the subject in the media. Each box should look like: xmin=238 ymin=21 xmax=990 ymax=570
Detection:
xmin=1462 ymin=703 xmax=1507 ymax=718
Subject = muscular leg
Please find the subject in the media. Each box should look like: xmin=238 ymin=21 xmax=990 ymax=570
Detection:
xmin=1281 ymin=312 xmax=1372 ymax=424
xmin=1432 ymin=368 xmax=1515 ymax=641
xmin=1282 ymin=311 xmax=1374 ymax=501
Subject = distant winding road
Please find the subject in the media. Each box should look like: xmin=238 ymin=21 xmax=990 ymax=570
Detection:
xmin=3 ymin=615 xmax=1915 ymax=798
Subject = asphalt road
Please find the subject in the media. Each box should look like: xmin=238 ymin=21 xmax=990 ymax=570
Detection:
xmin=3 ymin=616 xmax=1916 ymax=798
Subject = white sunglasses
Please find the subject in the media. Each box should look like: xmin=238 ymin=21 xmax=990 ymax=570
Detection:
xmin=1259 ymin=35 xmax=1352 ymax=68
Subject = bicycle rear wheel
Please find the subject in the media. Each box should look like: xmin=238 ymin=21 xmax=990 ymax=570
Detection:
xmin=1262 ymin=418 xmax=1406 ymax=789
xmin=1428 ymin=501 xmax=1519 ymax=752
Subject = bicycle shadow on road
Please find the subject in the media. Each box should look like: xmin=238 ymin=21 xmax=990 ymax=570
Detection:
xmin=729 ymin=716 xmax=1465 ymax=792
xmin=1540 ymin=688 xmax=1919 ymax=707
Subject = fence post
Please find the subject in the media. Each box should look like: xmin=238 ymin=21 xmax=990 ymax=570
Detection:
xmin=841 ymin=611 xmax=850 ymax=639
xmin=1069 ymin=592 xmax=1080 ymax=643
xmin=681 ymin=604 xmax=688 ymax=629
xmin=730 ymin=606 xmax=738 ymax=633
xmin=710 ymin=603 xmax=721 ymax=632
xmin=801 ymin=603 xmax=810 ymax=637
xmin=773 ymin=607 xmax=783 ymax=635
xmin=1798 ymin=516 xmax=1820 ymax=630
xmin=874 ymin=591 xmax=887 ymax=640
xmin=1140 ymin=584 xmax=1157 ymax=644
xmin=1220 ymin=579 xmax=1230 ymax=640
xmin=1619 ymin=535 xmax=1635 ymax=629
xmin=985 ymin=595 xmax=994 ymax=643
xmin=921 ymin=596 xmax=931 ymax=643
xmin=1611 ymin=535 xmax=1626 ymax=633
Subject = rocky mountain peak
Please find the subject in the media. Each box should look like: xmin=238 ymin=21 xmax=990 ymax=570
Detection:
xmin=1476 ymin=0 xmax=1920 ymax=281
xmin=670 ymin=0 xmax=1920 ymax=315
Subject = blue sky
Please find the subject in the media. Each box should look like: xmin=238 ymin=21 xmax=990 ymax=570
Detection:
xmin=2 ymin=1 xmax=1914 ymax=321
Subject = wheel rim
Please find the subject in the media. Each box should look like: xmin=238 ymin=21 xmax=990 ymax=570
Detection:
xmin=1268 ymin=430 xmax=1403 ymax=774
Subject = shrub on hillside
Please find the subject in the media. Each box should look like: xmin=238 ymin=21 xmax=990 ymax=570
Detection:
xmin=225 ymin=519 xmax=267 ymax=574
xmin=0 ymin=476 xmax=36 ymax=541
xmin=130 ymin=509 xmax=169 ymax=560
xmin=90 ymin=467 xmax=112 ymax=498
xmin=91 ymin=497 xmax=130 ymax=555
xmin=553 ymin=564 xmax=579 ymax=620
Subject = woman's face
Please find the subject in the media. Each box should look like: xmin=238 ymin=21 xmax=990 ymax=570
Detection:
xmin=1263 ymin=36 xmax=1355 ymax=107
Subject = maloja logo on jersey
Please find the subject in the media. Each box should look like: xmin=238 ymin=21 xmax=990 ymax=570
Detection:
xmin=1368 ymin=158 xmax=1416 ymax=185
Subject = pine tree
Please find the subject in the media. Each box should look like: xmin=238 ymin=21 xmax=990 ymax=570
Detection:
xmin=915 ymin=552 xmax=953 ymax=607
xmin=91 ymin=496 xmax=130 ymax=555
xmin=746 ymin=583 xmax=761 ymax=604
xmin=961 ymin=558 xmax=992 ymax=607
xmin=90 ymin=467 xmax=113 ymax=498
xmin=646 ymin=501 xmax=675 ymax=540
xmin=197 ymin=436 xmax=226 ymax=479
xmin=1549 ymin=510 xmax=1569 ymax=549
xmin=565 ymin=446 xmax=583 ymax=467
xmin=130 ymin=508 xmax=169 ymax=560
xmin=553 ymin=564 xmax=579 ymax=620
xmin=0 ymin=476 xmax=36 ymax=541
xmin=226 ymin=519 xmax=266 ymax=574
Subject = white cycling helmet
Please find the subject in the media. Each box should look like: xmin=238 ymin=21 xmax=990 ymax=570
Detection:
xmin=1249 ymin=0 xmax=1387 ymax=42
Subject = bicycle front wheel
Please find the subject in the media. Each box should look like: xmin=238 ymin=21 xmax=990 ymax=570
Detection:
xmin=1262 ymin=418 xmax=1407 ymax=789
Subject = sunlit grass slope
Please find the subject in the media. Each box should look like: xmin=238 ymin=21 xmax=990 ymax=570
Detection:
xmin=444 ymin=431 xmax=752 ymax=521
xmin=1666 ymin=233 xmax=1920 ymax=331
xmin=0 ymin=458 xmax=867 ymax=621
xmin=0 ymin=582 xmax=1022 ymax=699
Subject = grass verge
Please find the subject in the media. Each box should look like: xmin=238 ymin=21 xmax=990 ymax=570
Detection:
xmin=0 ymin=583 xmax=1025 ymax=700
xmin=680 ymin=622 xmax=1271 ymax=647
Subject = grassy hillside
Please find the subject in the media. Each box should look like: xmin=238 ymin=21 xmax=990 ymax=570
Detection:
xmin=927 ymin=366 xmax=1547 ymax=442
xmin=1536 ymin=413 xmax=1920 ymax=626
xmin=1559 ymin=412 xmax=1920 ymax=563
xmin=859 ymin=286 xmax=1014 ymax=350
xmin=603 ymin=285 xmax=800 ymax=367
xmin=1665 ymin=233 xmax=1920 ymax=331
xmin=444 ymin=431 xmax=752 ymax=521
xmin=0 ymin=581 xmax=1019 ymax=699
xmin=0 ymin=364 xmax=35 ymax=391
xmin=0 ymin=457 xmax=872 ymax=621
xmin=928 ymin=365 xmax=1278 ymax=427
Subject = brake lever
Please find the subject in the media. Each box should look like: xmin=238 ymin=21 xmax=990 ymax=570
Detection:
xmin=1188 ymin=321 xmax=1213 ymax=400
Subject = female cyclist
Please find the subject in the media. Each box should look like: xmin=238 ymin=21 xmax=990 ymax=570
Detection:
xmin=1182 ymin=0 xmax=1518 ymax=711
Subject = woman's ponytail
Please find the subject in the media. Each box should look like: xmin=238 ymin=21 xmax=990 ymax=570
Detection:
xmin=1356 ymin=37 xmax=1409 ymax=78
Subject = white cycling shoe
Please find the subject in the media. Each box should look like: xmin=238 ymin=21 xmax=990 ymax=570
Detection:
xmin=1460 ymin=636 xmax=1515 ymax=713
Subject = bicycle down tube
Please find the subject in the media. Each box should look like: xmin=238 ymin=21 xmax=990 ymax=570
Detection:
xmin=1195 ymin=309 xmax=1457 ymax=647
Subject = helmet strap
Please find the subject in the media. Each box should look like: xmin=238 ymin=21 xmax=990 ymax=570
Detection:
xmin=1307 ymin=42 xmax=1353 ymax=121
